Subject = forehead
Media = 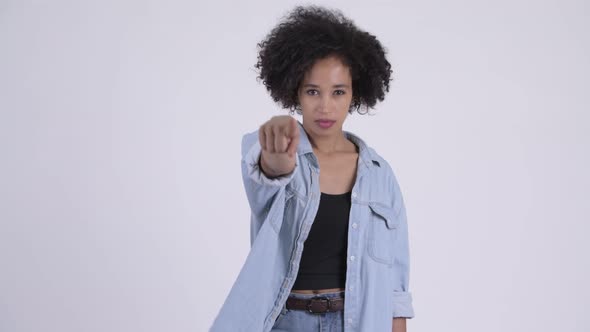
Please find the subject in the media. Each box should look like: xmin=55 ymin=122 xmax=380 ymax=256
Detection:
xmin=302 ymin=56 xmax=351 ymax=84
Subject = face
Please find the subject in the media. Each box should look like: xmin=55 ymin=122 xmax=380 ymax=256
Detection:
xmin=297 ymin=55 xmax=353 ymax=138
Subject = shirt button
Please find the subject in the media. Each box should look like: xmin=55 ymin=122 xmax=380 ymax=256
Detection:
xmin=347 ymin=318 xmax=353 ymax=324
xmin=349 ymin=285 xmax=354 ymax=290
xmin=351 ymin=191 xmax=357 ymax=198
xmin=350 ymin=255 xmax=355 ymax=261
xmin=352 ymin=222 xmax=357 ymax=229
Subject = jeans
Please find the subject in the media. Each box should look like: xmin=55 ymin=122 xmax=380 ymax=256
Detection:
xmin=270 ymin=290 xmax=345 ymax=332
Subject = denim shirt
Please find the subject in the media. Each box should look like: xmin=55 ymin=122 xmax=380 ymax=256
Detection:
xmin=210 ymin=120 xmax=414 ymax=331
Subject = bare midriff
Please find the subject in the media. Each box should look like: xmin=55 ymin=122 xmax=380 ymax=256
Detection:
xmin=290 ymin=287 xmax=345 ymax=294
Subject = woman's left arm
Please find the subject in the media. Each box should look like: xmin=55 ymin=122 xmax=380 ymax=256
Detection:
xmin=388 ymin=169 xmax=415 ymax=320
xmin=392 ymin=317 xmax=406 ymax=332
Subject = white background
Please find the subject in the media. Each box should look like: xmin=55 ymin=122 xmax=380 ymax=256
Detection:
xmin=1 ymin=0 xmax=588 ymax=331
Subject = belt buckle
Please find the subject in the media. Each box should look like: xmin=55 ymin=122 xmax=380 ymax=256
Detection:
xmin=307 ymin=296 xmax=331 ymax=314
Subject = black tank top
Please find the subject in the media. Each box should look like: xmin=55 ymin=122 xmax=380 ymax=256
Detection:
xmin=291 ymin=191 xmax=351 ymax=290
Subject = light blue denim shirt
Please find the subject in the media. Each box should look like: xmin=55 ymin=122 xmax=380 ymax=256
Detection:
xmin=210 ymin=120 xmax=414 ymax=331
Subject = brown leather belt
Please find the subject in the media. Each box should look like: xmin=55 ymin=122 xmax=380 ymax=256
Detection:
xmin=286 ymin=295 xmax=345 ymax=314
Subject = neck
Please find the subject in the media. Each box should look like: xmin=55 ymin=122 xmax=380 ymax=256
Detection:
xmin=308 ymin=131 xmax=348 ymax=154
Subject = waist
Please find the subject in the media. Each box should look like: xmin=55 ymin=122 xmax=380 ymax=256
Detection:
xmin=286 ymin=289 xmax=345 ymax=313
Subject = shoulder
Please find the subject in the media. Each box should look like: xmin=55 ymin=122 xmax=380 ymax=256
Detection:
xmin=366 ymin=146 xmax=388 ymax=167
xmin=363 ymin=143 xmax=401 ymax=189
xmin=369 ymin=147 xmax=396 ymax=179
xmin=356 ymin=135 xmax=393 ymax=172
xmin=347 ymin=130 xmax=396 ymax=176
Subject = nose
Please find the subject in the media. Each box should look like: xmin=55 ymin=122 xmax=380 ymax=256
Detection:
xmin=317 ymin=95 xmax=332 ymax=113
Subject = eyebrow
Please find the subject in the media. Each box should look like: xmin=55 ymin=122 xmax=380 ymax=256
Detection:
xmin=302 ymin=83 xmax=350 ymax=88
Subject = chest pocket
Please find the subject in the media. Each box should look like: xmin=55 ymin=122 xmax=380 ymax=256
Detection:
xmin=366 ymin=201 xmax=401 ymax=266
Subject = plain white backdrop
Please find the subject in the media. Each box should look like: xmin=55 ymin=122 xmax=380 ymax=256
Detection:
xmin=1 ymin=0 xmax=588 ymax=331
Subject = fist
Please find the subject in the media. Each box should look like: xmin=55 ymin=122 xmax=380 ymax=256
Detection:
xmin=259 ymin=115 xmax=300 ymax=158
xmin=258 ymin=115 xmax=300 ymax=177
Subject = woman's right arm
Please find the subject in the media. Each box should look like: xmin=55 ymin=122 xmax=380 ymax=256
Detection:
xmin=240 ymin=116 xmax=300 ymax=239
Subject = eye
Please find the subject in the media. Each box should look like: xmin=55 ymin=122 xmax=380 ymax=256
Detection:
xmin=306 ymin=89 xmax=318 ymax=96
xmin=334 ymin=90 xmax=346 ymax=95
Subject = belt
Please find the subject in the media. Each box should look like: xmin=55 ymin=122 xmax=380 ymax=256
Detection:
xmin=286 ymin=295 xmax=345 ymax=314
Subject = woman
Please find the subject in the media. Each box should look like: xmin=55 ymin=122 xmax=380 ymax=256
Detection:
xmin=210 ymin=5 xmax=414 ymax=332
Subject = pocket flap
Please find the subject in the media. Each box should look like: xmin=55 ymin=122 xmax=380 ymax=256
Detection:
xmin=368 ymin=202 xmax=400 ymax=229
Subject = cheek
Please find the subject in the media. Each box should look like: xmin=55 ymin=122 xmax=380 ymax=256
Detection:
xmin=298 ymin=96 xmax=316 ymax=110
xmin=337 ymin=96 xmax=353 ymax=109
xmin=299 ymin=94 xmax=312 ymax=103
xmin=341 ymin=96 xmax=352 ymax=104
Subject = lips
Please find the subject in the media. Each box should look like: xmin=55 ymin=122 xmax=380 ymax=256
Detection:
xmin=315 ymin=119 xmax=335 ymax=128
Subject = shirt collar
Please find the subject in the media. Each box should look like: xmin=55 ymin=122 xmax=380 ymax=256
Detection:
xmin=295 ymin=120 xmax=381 ymax=169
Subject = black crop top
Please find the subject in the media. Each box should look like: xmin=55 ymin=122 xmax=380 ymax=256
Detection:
xmin=291 ymin=191 xmax=352 ymax=290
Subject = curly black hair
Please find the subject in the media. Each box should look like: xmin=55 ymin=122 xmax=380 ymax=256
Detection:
xmin=255 ymin=5 xmax=393 ymax=115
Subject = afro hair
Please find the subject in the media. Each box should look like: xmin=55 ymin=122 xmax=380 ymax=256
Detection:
xmin=255 ymin=5 xmax=393 ymax=115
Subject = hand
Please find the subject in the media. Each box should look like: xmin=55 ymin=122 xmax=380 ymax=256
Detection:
xmin=258 ymin=115 xmax=300 ymax=177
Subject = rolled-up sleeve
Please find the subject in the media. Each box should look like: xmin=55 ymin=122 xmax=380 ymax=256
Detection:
xmin=390 ymin=173 xmax=415 ymax=319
